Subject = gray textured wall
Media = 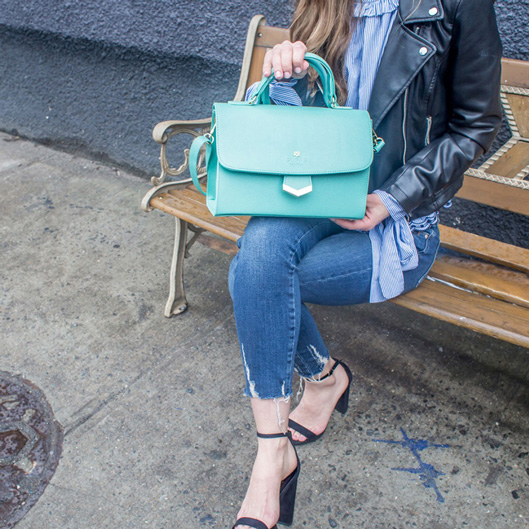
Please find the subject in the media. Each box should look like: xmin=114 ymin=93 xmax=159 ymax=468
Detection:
xmin=0 ymin=1 xmax=292 ymax=65
xmin=0 ymin=0 xmax=292 ymax=175
xmin=0 ymin=0 xmax=528 ymax=245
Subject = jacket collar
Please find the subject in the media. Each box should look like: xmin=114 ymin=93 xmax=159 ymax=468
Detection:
xmin=368 ymin=0 xmax=441 ymax=128
xmin=399 ymin=0 xmax=444 ymax=23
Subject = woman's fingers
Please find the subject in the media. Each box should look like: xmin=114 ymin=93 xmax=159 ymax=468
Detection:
xmin=331 ymin=194 xmax=391 ymax=231
xmin=263 ymin=49 xmax=273 ymax=77
xmin=272 ymin=44 xmax=286 ymax=79
xmin=263 ymin=40 xmax=308 ymax=80
xmin=292 ymin=41 xmax=309 ymax=77
xmin=331 ymin=218 xmax=365 ymax=230
xmin=280 ymin=44 xmax=294 ymax=79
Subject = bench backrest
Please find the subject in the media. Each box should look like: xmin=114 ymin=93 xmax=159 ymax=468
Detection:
xmin=235 ymin=15 xmax=529 ymax=219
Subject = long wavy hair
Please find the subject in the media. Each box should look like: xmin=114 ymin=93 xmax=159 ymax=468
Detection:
xmin=290 ymin=1 xmax=422 ymax=105
xmin=289 ymin=0 xmax=358 ymax=105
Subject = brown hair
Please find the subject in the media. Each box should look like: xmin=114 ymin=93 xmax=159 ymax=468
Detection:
xmin=290 ymin=1 xmax=424 ymax=104
xmin=289 ymin=0 xmax=357 ymax=105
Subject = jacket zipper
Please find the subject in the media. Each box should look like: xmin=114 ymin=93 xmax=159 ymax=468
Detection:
xmin=403 ymin=28 xmax=421 ymax=164
xmin=425 ymin=116 xmax=433 ymax=146
xmin=402 ymin=87 xmax=409 ymax=164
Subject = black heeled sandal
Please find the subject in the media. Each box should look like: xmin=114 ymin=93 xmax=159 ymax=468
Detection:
xmin=289 ymin=358 xmax=353 ymax=446
xmin=232 ymin=431 xmax=301 ymax=529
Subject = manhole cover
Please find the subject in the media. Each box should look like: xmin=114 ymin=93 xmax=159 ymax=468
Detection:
xmin=0 ymin=371 xmax=63 ymax=528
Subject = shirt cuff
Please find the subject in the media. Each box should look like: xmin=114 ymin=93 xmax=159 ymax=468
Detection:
xmin=245 ymin=79 xmax=301 ymax=105
xmin=269 ymin=78 xmax=301 ymax=106
xmin=373 ymin=190 xmax=407 ymax=221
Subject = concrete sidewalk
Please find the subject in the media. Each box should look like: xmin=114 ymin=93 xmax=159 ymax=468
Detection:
xmin=1 ymin=131 xmax=528 ymax=529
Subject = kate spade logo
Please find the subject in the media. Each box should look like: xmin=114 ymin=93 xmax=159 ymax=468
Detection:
xmin=288 ymin=151 xmax=303 ymax=165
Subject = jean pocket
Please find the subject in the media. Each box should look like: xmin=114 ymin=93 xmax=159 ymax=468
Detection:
xmin=415 ymin=228 xmax=440 ymax=285
xmin=413 ymin=227 xmax=438 ymax=256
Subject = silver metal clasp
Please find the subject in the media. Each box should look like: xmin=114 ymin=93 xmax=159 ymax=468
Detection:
xmin=204 ymin=122 xmax=216 ymax=143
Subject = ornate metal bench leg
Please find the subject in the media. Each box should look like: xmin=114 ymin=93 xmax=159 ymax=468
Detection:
xmin=165 ymin=218 xmax=189 ymax=317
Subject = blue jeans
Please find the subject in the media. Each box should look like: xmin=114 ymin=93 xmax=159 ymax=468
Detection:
xmin=228 ymin=217 xmax=440 ymax=399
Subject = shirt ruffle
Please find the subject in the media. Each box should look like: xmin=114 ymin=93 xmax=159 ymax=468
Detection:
xmin=354 ymin=0 xmax=400 ymax=17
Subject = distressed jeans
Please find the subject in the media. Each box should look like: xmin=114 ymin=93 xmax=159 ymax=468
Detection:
xmin=228 ymin=217 xmax=440 ymax=399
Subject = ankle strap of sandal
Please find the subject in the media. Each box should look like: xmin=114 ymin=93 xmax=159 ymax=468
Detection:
xmin=257 ymin=431 xmax=289 ymax=439
xmin=318 ymin=359 xmax=342 ymax=382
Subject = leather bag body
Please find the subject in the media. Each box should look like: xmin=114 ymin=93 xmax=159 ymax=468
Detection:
xmin=189 ymin=53 xmax=381 ymax=219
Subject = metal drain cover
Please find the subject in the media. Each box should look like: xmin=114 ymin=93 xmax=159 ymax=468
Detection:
xmin=0 ymin=371 xmax=63 ymax=528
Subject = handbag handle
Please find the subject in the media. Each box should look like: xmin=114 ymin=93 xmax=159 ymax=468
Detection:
xmin=189 ymin=135 xmax=209 ymax=196
xmin=249 ymin=52 xmax=338 ymax=109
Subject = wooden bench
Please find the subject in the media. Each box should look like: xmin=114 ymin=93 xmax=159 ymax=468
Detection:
xmin=141 ymin=15 xmax=529 ymax=349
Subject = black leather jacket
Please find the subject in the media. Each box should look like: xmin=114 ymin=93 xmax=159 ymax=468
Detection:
xmin=300 ymin=0 xmax=503 ymax=219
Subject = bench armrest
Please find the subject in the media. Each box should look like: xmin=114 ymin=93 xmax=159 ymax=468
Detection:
xmin=151 ymin=118 xmax=212 ymax=186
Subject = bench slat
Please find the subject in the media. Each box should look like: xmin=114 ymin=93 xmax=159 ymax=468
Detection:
xmin=247 ymin=47 xmax=268 ymax=88
xmin=392 ymin=280 xmax=529 ymax=348
xmin=150 ymin=188 xmax=246 ymax=241
xmin=439 ymin=225 xmax=529 ymax=274
xmin=430 ymin=255 xmax=529 ymax=308
xmin=175 ymin=186 xmax=250 ymax=226
xmin=486 ymin=141 xmax=529 ymax=180
xmin=254 ymin=26 xmax=289 ymax=48
xmin=502 ymin=58 xmax=529 ymax=88
xmin=505 ymin=93 xmax=529 ymax=137
xmin=456 ymin=176 xmax=529 ymax=215
xmin=245 ymin=25 xmax=290 ymax=89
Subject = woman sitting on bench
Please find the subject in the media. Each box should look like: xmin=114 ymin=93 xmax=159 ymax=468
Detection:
xmin=229 ymin=1 xmax=502 ymax=528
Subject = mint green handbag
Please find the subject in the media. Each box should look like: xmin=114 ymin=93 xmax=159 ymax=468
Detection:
xmin=189 ymin=53 xmax=384 ymax=219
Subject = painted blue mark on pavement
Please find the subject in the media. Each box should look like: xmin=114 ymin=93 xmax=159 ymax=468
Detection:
xmin=373 ymin=428 xmax=449 ymax=503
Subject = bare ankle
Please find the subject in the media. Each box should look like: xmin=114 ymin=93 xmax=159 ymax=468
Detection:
xmin=307 ymin=372 xmax=337 ymax=388
xmin=257 ymin=435 xmax=289 ymax=452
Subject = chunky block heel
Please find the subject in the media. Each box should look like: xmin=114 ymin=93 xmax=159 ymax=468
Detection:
xmin=334 ymin=362 xmax=352 ymax=414
xmin=233 ymin=431 xmax=301 ymax=529
xmin=277 ymin=460 xmax=300 ymax=526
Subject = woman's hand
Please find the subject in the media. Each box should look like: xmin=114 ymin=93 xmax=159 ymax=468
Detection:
xmin=263 ymin=40 xmax=309 ymax=81
xmin=331 ymin=193 xmax=390 ymax=231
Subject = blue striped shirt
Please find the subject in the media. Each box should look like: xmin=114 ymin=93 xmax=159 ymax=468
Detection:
xmin=345 ymin=0 xmax=399 ymax=110
xmin=246 ymin=0 xmax=445 ymax=302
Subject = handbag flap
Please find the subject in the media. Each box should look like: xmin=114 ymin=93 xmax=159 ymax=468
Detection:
xmin=213 ymin=103 xmax=374 ymax=175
